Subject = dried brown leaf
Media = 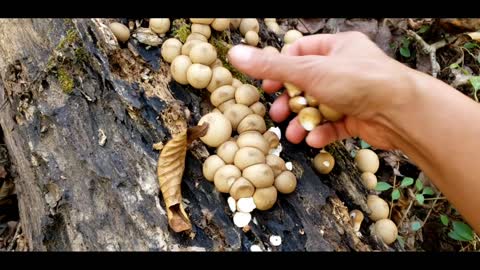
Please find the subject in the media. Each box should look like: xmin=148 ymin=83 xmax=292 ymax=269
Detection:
xmin=157 ymin=130 xmax=191 ymax=232
xmin=0 ymin=166 xmax=7 ymax=179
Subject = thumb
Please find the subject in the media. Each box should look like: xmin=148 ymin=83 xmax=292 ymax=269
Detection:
xmin=227 ymin=45 xmax=325 ymax=89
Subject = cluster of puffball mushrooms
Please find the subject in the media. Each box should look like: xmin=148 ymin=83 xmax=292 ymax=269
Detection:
xmin=352 ymin=149 xmax=399 ymax=245
xmin=109 ymin=18 xmax=398 ymax=246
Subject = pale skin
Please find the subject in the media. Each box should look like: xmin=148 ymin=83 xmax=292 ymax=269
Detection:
xmin=227 ymin=31 xmax=480 ymax=234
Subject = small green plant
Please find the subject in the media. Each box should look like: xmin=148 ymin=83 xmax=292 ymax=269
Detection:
xmin=417 ymin=25 xmax=430 ymax=34
xmin=359 ymin=139 xmax=371 ymax=149
xmin=399 ymin=37 xmax=412 ymax=58
xmin=469 ymin=76 xmax=480 ymax=102
xmin=440 ymin=216 xmax=475 ymax=242
xmin=376 ymin=176 xmax=434 ymax=203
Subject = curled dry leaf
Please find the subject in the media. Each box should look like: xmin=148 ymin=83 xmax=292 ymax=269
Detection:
xmin=157 ymin=124 xmax=208 ymax=233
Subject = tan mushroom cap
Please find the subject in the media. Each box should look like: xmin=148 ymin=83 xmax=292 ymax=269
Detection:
xmin=284 ymin=29 xmax=303 ymax=44
xmin=229 ymin=177 xmax=255 ymax=200
xmin=198 ymin=112 xmax=232 ymax=147
xmin=161 ymin=38 xmax=182 ymax=63
xmin=253 ymin=186 xmax=277 ymax=210
xmin=373 ymin=219 xmax=398 ymax=245
xmin=181 ymin=40 xmax=203 ymax=55
xmin=189 ymin=42 xmax=217 ymax=66
xmin=367 ymin=195 xmax=389 ymax=221
xmin=186 ymin=64 xmax=213 ymax=89
xmin=191 ymin=23 xmax=211 ymax=39
xmin=263 ymin=131 xmax=280 ymax=149
xmin=210 ymin=85 xmax=236 ymax=107
xmin=237 ymin=131 xmax=270 ymax=154
xmin=243 ymin=163 xmax=275 ymax=188
xmin=203 ymin=155 xmax=226 ymax=182
xmin=305 ymin=94 xmax=319 ymax=107
xmin=319 ymin=104 xmax=344 ymax=122
xmin=361 ymin=172 xmax=378 ymax=190
xmin=355 ymin=149 xmax=380 ymax=174
xmin=284 ymin=82 xmax=302 ymax=97
xmin=239 ymin=18 xmax=260 ymax=35
xmin=266 ymin=154 xmax=287 ymax=177
xmin=289 ymin=96 xmax=308 ymax=113
xmin=207 ymin=66 xmax=233 ymax=93
xmin=149 ymin=18 xmax=171 ymax=34
xmin=298 ymin=107 xmax=322 ymax=131
xmin=211 ymin=18 xmax=231 ymax=31
xmin=210 ymin=58 xmax=223 ymax=69
xmin=190 ymin=18 xmax=214 ymax=24
xmin=217 ymin=99 xmax=236 ymax=113
xmin=223 ymin=104 xmax=253 ymax=130
xmin=235 ymin=84 xmax=260 ymax=106
xmin=214 ymin=164 xmax=241 ymax=193
xmin=245 ymin=31 xmax=259 ymax=46
xmin=232 ymin=78 xmax=243 ymax=88
xmin=350 ymin=210 xmax=364 ymax=232
xmin=186 ymin=32 xmax=208 ymax=42
xmin=109 ymin=22 xmax=130 ymax=43
xmin=313 ymin=152 xmax=335 ymax=174
xmin=237 ymin=114 xmax=267 ymax=134
xmin=170 ymin=55 xmax=192 ymax=85
xmin=274 ymin=170 xmax=297 ymax=194
xmin=217 ymin=140 xmax=239 ymax=164
xmin=249 ymin=102 xmax=266 ymax=117
xmin=234 ymin=146 xmax=266 ymax=171
xmin=230 ymin=19 xmax=242 ymax=29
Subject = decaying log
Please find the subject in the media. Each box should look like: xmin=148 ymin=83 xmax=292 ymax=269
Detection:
xmin=0 ymin=18 xmax=394 ymax=251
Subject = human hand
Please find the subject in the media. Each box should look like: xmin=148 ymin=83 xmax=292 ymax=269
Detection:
xmin=227 ymin=31 xmax=420 ymax=150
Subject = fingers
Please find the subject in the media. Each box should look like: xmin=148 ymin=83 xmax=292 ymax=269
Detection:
xmin=262 ymin=80 xmax=283 ymax=94
xmin=228 ymin=45 xmax=323 ymax=87
xmin=288 ymin=34 xmax=337 ymax=56
xmin=305 ymin=120 xmax=353 ymax=148
xmin=285 ymin=117 xmax=308 ymax=144
xmin=269 ymin=92 xmax=291 ymax=123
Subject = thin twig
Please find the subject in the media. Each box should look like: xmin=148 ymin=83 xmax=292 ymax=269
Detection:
xmin=398 ymin=200 xmax=414 ymax=228
xmin=423 ymin=196 xmax=446 ymax=201
xmin=6 ymin=222 xmax=21 ymax=251
xmin=389 ymin=161 xmax=399 ymax=219
xmin=297 ymin=19 xmax=312 ymax=35
xmin=422 ymin=193 xmax=442 ymax=226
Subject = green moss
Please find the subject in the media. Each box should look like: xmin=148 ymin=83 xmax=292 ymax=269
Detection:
xmin=209 ymin=35 xmax=251 ymax=84
xmin=57 ymin=29 xmax=79 ymax=50
xmin=74 ymin=47 xmax=88 ymax=64
xmin=171 ymin=19 xmax=191 ymax=43
xmin=57 ymin=68 xmax=74 ymax=94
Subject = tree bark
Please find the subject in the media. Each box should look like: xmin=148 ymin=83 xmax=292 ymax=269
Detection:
xmin=0 ymin=18 xmax=393 ymax=251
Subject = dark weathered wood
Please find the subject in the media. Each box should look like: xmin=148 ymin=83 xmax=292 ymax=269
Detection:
xmin=0 ymin=18 xmax=393 ymax=251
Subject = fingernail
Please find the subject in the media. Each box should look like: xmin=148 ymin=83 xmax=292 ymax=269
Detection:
xmin=228 ymin=45 xmax=254 ymax=64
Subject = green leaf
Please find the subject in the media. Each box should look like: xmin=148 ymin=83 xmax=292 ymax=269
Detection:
xmin=402 ymin=37 xmax=411 ymax=47
xmin=464 ymin=42 xmax=479 ymax=49
xmin=400 ymin=177 xmax=414 ymax=187
xmin=416 ymin=194 xmax=425 ymax=204
xmin=397 ymin=235 xmax=405 ymax=249
xmin=417 ymin=25 xmax=430 ymax=34
xmin=415 ymin=179 xmax=423 ymax=191
xmin=391 ymin=188 xmax=400 ymax=201
xmin=400 ymin=46 xmax=411 ymax=58
xmin=448 ymin=230 xmax=471 ymax=242
xmin=440 ymin=214 xmax=449 ymax=226
xmin=375 ymin=181 xmax=393 ymax=191
xmin=449 ymin=63 xmax=460 ymax=69
xmin=422 ymin=187 xmax=435 ymax=196
xmin=360 ymin=139 xmax=371 ymax=149
xmin=411 ymin=221 xmax=422 ymax=231
xmin=452 ymin=221 xmax=474 ymax=241
xmin=470 ymin=76 xmax=480 ymax=91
